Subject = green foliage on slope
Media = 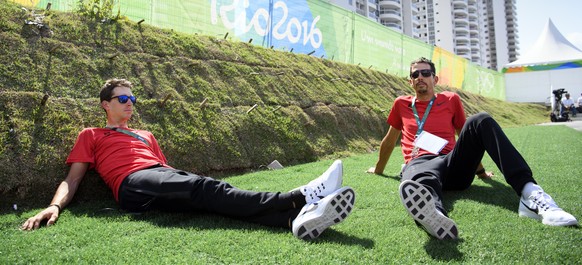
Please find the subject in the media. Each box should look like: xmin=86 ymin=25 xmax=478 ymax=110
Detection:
xmin=0 ymin=1 xmax=547 ymax=202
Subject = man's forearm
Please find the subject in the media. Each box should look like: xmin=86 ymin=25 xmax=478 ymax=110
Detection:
xmin=375 ymin=142 xmax=395 ymax=173
xmin=49 ymin=181 xmax=77 ymax=209
xmin=49 ymin=162 xmax=88 ymax=209
xmin=373 ymin=127 xmax=400 ymax=174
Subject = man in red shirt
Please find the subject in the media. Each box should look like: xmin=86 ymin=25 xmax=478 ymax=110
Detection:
xmin=22 ymin=78 xmax=355 ymax=240
xmin=368 ymin=57 xmax=578 ymax=239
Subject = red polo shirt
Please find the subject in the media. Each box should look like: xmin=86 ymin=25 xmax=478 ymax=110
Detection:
xmin=66 ymin=128 xmax=168 ymax=201
xmin=387 ymin=91 xmax=466 ymax=163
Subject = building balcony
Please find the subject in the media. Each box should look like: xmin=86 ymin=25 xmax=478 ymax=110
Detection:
xmin=510 ymin=40 xmax=519 ymax=48
xmin=453 ymin=0 xmax=468 ymax=8
xmin=379 ymin=0 xmax=401 ymax=9
xmin=379 ymin=9 xmax=401 ymax=15
xmin=457 ymin=53 xmax=471 ymax=60
xmin=506 ymin=9 xmax=517 ymax=16
xmin=382 ymin=22 xmax=403 ymax=32
xmin=380 ymin=12 xmax=402 ymax=22
xmin=456 ymin=35 xmax=470 ymax=42
xmin=471 ymin=53 xmax=481 ymax=59
xmin=505 ymin=1 xmax=516 ymax=9
xmin=454 ymin=17 xmax=469 ymax=26
xmin=456 ymin=45 xmax=471 ymax=53
xmin=506 ymin=25 xmax=518 ymax=32
xmin=510 ymin=38 xmax=520 ymax=45
xmin=468 ymin=12 xmax=478 ymax=20
xmin=509 ymin=50 xmax=519 ymax=57
xmin=453 ymin=8 xmax=468 ymax=17
xmin=381 ymin=21 xmax=402 ymax=28
xmin=454 ymin=26 xmax=469 ymax=34
xmin=456 ymin=36 xmax=470 ymax=44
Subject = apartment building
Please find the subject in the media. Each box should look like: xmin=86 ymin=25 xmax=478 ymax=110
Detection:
xmin=326 ymin=0 xmax=519 ymax=70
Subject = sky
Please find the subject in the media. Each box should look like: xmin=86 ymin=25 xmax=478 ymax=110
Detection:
xmin=517 ymin=0 xmax=582 ymax=54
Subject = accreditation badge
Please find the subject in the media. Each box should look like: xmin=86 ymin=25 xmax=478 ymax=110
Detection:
xmin=412 ymin=131 xmax=448 ymax=155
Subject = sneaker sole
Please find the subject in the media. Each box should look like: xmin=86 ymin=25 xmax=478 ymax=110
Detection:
xmin=293 ymin=187 xmax=355 ymax=240
xmin=399 ymin=180 xmax=458 ymax=239
xmin=542 ymin=218 xmax=579 ymax=226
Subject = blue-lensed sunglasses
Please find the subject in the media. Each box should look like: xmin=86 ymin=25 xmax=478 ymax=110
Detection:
xmin=111 ymin=95 xmax=137 ymax=104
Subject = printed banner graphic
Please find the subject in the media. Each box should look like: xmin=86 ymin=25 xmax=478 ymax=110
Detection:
xmin=20 ymin=0 xmax=505 ymax=99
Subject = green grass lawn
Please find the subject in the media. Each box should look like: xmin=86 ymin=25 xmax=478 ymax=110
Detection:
xmin=2 ymin=125 xmax=581 ymax=264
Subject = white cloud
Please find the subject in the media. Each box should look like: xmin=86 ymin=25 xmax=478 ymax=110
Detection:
xmin=566 ymin=32 xmax=582 ymax=50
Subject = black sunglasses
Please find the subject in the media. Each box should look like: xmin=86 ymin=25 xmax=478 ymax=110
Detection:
xmin=410 ymin=69 xmax=434 ymax=79
xmin=111 ymin=95 xmax=137 ymax=104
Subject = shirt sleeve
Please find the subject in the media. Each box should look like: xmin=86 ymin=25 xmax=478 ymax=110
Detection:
xmin=387 ymin=97 xmax=404 ymax=130
xmin=66 ymin=129 xmax=96 ymax=168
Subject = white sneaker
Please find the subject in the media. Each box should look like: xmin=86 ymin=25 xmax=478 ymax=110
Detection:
xmin=292 ymin=186 xmax=355 ymax=240
xmin=518 ymin=186 xmax=578 ymax=226
xmin=399 ymin=180 xmax=459 ymax=239
xmin=294 ymin=160 xmax=343 ymax=203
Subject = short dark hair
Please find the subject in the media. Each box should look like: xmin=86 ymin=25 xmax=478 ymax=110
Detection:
xmin=410 ymin=57 xmax=436 ymax=75
xmin=99 ymin=78 xmax=133 ymax=102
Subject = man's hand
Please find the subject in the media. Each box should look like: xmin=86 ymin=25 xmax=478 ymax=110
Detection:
xmin=477 ymin=170 xmax=494 ymax=180
xmin=366 ymin=167 xmax=380 ymax=174
xmin=20 ymin=163 xmax=87 ymax=231
xmin=21 ymin=206 xmax=60 ymax=231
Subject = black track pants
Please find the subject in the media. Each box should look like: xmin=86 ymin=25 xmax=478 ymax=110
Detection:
xmin=401 ymin=112 xmax=536 ymax=212
xmin=118 ymin=167 xmax=304 ymax=228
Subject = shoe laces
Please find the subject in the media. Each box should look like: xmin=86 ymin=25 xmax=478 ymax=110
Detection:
xmin=528 ymin=190 xmax=559 ymax=212
xmin=302 ymin=183 xmax=326 ymax=203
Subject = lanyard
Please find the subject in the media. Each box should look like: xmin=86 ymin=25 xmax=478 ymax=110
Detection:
xmin=107 ymin=127 xmax=150 ymax=146
xmin=411 ymin=96 xmax=436 ymax=137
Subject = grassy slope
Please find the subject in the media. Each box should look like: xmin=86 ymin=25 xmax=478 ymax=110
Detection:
xmin=0 ymin=1 xmax=548 ymax=203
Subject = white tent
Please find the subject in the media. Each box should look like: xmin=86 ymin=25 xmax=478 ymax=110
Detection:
xmin=503 ymin=19 xmax=582 ymax=104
